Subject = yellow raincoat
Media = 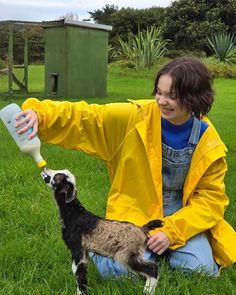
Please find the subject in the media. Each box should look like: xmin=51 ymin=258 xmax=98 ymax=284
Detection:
xmin=22 ymin=98 xmax=236 ymax=267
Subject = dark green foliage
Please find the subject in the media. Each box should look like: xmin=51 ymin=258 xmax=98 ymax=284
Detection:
xmin=0 ymin=24 xmax=25 ymax=64
xmin=110 ymin=7 xmax=164 ymax=42
xmin=88 ymin=4 xmax=118 ymax=25
xmin=89 ymin=1 xmax=236 ymax=55
xmin=0 ymin=24 xmax=44 ymax=65
xmin=13 ymin=26 xmax=25 ymax=64
xmin=163 ymin=0 xmax=236 ymax=53
xmin=0 ymin=24 xmax=8 ymax=60
xmin=89 ymin=6 xmax=165 ymax=48
xmin=27 ymin=26 xmax=44 ymax=64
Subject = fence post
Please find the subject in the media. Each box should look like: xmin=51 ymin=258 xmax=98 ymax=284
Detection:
xmin=8 ymin=22 xmax=13 ymax=97
xmin=24 ymin=27 xmax=28 ymax=91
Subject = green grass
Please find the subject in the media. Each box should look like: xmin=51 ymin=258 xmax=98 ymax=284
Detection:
xmin=0 ymin=64 xmax=236 ymax=294
xmin=0 ymin=65 xmax=45 ymax=94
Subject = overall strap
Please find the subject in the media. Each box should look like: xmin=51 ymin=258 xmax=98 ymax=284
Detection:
xmin=188 ymin=117 xmax=201 ymax=146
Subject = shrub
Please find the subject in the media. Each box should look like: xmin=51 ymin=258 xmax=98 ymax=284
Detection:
xmin=205 ymin=61 xmax=236 ymax=79
xmin=118 ymin=26 xmax=168 ymax=69
xmin=165 ymin=49 xmax=206 ymax=59
xmin=207 ymin=33 xmax=236 ymax=64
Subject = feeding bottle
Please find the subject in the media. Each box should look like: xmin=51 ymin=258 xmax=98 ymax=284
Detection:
xmin=0 ymin=103 xmax=46 ymax=169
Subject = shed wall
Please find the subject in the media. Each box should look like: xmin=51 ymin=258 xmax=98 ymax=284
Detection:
xmin=44 ymin=27 xmax=66 ymax=96
xmin=44 ymin=25 xmax=109 ymax=98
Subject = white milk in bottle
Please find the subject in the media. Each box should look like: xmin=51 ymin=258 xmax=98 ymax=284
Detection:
xmin=0 ymin=103 xmax=46 ymax=168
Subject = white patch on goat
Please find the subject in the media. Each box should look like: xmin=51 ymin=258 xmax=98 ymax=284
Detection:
xmin=72 ymin=261 xmax=83 ymax=295
xmin=72 ymin=260 xmax=78 ymax=274
xmin=72 ymin=256 xmax=87 ymax=274
xmin=43 ymin=168 xmax=76 ymax=188
xmin=143 ymin=276 xmax=159 ymax=295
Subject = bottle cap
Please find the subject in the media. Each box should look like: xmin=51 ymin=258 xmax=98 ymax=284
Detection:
xmin=37 ymin=159 xmax=47 ymax=169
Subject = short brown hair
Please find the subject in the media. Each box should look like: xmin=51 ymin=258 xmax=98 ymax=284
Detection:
xmin=153 ymin=57 xmax=214 ymax=119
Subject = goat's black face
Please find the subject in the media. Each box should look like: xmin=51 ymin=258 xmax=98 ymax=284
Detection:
xmin=41 ymin=168 xmax=77 ymax=203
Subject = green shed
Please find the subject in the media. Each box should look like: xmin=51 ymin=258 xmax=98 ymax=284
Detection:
xmin=44 ymin=19 xmax=112 ymax=98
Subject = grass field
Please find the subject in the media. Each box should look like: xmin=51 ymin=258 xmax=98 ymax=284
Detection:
xmin=0 ymin=64 xmax=235 ymax=294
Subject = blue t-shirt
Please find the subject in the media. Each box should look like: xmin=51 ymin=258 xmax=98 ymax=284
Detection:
xmin=161 ymin=117 xmax=208 ymax=149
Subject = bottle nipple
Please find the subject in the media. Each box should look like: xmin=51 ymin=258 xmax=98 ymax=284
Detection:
xmin=38 ymin=159 xmax=47 ymax=169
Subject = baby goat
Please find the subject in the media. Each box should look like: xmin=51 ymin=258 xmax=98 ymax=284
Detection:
xmin=41 ymin=168 xmax=163 ymax=295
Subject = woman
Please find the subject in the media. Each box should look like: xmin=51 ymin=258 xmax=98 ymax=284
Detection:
xmin=17 ymin=57 xmax=236 ymax=277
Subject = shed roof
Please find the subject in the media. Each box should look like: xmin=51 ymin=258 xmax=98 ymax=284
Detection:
xmin=0 ymin=19 xmax=112 ymax=31
xmin=43 ymin=19 xmax=112 ymax=32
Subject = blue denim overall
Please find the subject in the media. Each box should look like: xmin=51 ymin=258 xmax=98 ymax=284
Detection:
xmin=162 ymin=116 xmax=201 ymax=216
xmin=161 ymin=117 xmax=218 ymax=275
xmin=90 ymin=118 xmax=218 ymax=277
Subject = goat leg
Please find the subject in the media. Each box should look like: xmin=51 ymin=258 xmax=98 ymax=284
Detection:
xmin=71 ymin=250 xmax=88 ymax=294
xmin=126 ymin=252 xmax=158 ymax=295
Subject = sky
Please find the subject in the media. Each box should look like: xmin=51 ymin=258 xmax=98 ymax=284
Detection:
xmin=0 ymin=0 xmax=172 ymax=23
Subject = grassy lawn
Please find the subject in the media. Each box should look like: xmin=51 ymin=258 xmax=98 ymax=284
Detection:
xmin=0 ymin=64 xmax=235 ymax=294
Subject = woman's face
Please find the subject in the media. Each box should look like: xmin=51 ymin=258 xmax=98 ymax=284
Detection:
xmin=155 ymin=74 xmax=191 ymax=125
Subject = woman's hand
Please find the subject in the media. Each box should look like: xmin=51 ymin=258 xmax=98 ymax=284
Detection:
xmin=15 ymin=109 xmax=38 ymax=139
xmin=147 ymin=231 xmax=171 ymax=255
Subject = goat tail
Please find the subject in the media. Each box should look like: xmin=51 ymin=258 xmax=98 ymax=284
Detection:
xmin=142 ymin=219 xmax=163 ymax=233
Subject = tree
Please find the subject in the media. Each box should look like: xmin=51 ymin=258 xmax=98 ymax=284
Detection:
xmin=0 ymin=24 xmax=9 ymax=60
xmin=13 ymin=26 xmax=25 ymax=64
xmin=89 ymin=6 xmax=165 ymax=48
xmin=28 ymin=26 xmax=44 ymax=64
xmin=162 ymin=0 xmax=236 ymax=53
xmin=89 ymin=4 xmax=118 ymax=25
xmin=219 ymin=0 xmax=236 ymax=34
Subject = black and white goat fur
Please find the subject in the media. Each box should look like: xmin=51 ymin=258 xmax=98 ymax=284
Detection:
xmin=41 ymin=168 xmax=163 ymax=295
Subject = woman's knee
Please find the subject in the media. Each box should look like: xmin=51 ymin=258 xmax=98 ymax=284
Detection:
xmin=169 ymin=251 xmax=218 ymax=275
xmin=89 ymin=253 xmax=129 ymax=278
xmin=89 ymin=249 xmax=156 ymax=278
xmin=167 ymin=233 xmax=219 ymax=276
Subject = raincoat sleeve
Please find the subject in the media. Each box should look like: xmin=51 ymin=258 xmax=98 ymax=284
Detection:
xmin=22 ymin=98 xmax=135 ymax=161
xmin=160 ymin=157 xmax=229 ymax=249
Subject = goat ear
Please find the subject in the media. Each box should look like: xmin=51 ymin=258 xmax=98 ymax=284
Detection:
xmin=64 ymin=183 xmax=76 ymax=203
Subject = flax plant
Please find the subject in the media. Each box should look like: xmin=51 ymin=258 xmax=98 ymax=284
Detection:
xmin=207 ymin=33 xmax=236 ymax=64
xmin=118 ymin=26 xmax=168 ymax=68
